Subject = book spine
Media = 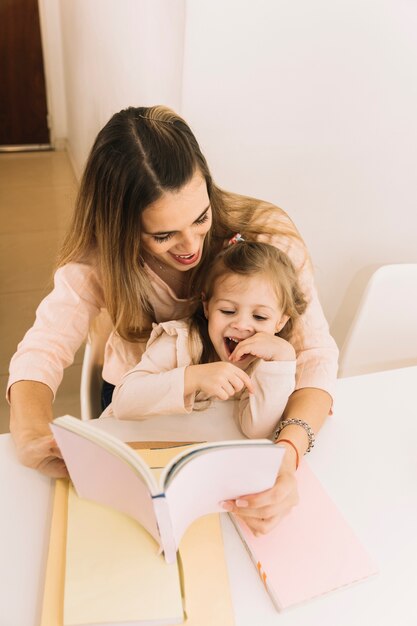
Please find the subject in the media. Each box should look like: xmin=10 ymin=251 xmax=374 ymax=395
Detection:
xmin=152 ymin=495 xmax=177 ymax=564
xmin=229 ymin=514 xmax=282 ymax=611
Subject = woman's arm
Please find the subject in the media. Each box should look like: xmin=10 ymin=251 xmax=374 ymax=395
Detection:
xmin=9 ymin=380 xmax=68 ymax=477
xmin=222 ymin=387 xmax=332 ymax=534
xmin=8 ymin=264 xmax=103 ymax=399
xmin=7 ymin=264 xmax=103 ymax=475
xmin=278 ymin=386 xmax=332 ymax=456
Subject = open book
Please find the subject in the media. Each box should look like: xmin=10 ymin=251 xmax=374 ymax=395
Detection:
xmin=51 ymin=415 xmax=285 ymax=563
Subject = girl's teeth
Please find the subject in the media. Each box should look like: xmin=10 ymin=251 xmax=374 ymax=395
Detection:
xmin=225 ymin=337 xmax=239 ymax=353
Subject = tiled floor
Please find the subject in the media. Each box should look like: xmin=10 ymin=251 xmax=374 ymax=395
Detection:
xmin=0 ymin=150 xmax=83 ymax=433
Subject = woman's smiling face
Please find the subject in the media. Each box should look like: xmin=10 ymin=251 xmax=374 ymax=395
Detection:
xmin=140 ymin=171 xmax=212 ymax=271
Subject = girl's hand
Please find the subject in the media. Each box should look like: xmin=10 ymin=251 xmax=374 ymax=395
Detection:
xmin=14 ymin=434 xmax=68 ymax=478
xmin=185 ymin=362 xmax=254 ymax=400
xmin=229 ymin=332 xmax=296 ymax=364
xmin=221 ymin=450 xmax=298 ymax=535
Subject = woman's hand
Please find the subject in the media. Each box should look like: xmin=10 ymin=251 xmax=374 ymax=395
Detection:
xmin=9 ymin=380 xmax=69 ymax=478
xmin=221 ymin=388 xmax=333 ymax=536
xmin=221 ymin=448 xmax=298 ymax=535
xmin=14 ymin=433 xmax=68 ymax=478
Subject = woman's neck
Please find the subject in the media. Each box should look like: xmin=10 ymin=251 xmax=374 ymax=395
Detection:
xmin=144 ymin=253 xmax=189 ymax=298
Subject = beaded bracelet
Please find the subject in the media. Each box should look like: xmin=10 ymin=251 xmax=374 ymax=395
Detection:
xmin=273 ymin=418 xmax=315 ymax=454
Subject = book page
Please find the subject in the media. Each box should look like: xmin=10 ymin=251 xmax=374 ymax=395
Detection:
xmin=64 ymin=484 xmax=184 ymax=626
xmin=165 ymin=445 xmax=285 ymax=549
xmin=179 ymin=514 xmax=235 ymax=626
xmin=51 ymin=424 xmax=160 ymax=542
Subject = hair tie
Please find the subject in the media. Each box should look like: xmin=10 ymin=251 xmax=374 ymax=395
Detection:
xmin=228 ymin=233 xmax=245 ymax=245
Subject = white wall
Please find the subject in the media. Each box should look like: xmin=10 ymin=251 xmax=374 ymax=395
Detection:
xmin=38 ymin=0 xmax=68 ymax=144
xmin=58 ymin=0 xmax=185 ymax=178
xmin=181 ymin=0 xmax=417 ymax=345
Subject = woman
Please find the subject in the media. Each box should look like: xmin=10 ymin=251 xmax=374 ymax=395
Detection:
xmin=8 ymin=105 xmax=338 ymax=535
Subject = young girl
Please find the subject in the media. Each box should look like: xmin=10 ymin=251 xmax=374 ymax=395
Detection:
xmin=106 ymin=241 xmax=307 ymax=441
xmin=8 ymin=105 xmax=338 ymax=534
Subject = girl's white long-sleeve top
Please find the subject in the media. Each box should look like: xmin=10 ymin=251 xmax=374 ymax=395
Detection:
xmin=104 ymin=320 xmax=296 ymax=439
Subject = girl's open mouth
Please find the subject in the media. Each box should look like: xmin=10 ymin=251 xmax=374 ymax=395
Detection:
xmin=224 ymin=337 xmax=239 ymax=355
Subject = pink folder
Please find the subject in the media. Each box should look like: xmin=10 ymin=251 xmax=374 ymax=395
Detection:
xmin=231 ymin=460 xmax=378 ymax=610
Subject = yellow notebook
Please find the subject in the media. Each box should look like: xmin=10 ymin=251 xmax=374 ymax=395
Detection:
xmin=41 ymin=446 xmax=235 ymax=626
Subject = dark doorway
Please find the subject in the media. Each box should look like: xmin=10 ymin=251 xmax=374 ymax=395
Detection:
xmin=0 ymin=0 xmax=51 ymax=148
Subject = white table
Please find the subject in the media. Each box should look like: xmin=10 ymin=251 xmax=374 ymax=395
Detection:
xmin=1 ymin=367 xmax=417 ymax=626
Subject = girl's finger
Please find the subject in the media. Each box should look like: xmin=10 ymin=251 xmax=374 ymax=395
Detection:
xmin=214 ymin=388 xmax=229 ymax=401
xmin=236 ymin=369 xmax=254 ymax=394
xmin=231 ymin=373 xmax=251 ymax=394
xmin=229 ymin=375 xmax=245 ymax=393
xmin=229 ymin=344 xmax=252 ymax=362
xmin=222 ymin=381 xmax=237 ymax=397
xmin=235 ymin=336 xmax=256 ymax=349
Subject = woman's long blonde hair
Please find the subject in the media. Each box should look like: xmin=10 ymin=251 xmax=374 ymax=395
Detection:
xmin=57 ymin=106 xmax=304 ymax=341
xmin=188 ymin=241 xmax=308 ymax=364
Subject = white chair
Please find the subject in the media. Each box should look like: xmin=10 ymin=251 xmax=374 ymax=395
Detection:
xmin=338 ymin=264 xmax=417 ymax=377
xmin=80 ymin=309 xmax=112 ymax=420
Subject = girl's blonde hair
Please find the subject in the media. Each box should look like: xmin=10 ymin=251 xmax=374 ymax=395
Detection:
xmin=57 ymin=105 xmax=305 ymax=341
xmin=189 ymin=241 xmax=308 ymax=364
